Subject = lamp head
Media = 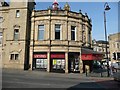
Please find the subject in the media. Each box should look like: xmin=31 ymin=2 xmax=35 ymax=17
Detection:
xmin=104 ymin=3 xmax=111 ymax=11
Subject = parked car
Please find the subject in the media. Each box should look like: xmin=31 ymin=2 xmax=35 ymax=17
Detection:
xmin=113 ymin=71 xmax=120 ymax=82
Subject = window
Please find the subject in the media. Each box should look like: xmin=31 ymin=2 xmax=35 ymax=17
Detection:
xmin=14 ymin=29 xmax=19 ymax=41
xmin=38 ymin=25 xmax=44 ymax=40
xmin=55 ymin=24 xmax=61 ymax=40
xmin=117 ymin=43 xmax=119 ymax=49
xmin=71 ymin=26 xmax=76 ymax=40
xmin=0 ymin=32 xmax=2 ymax=45
xmin=0 ymin=17 xmax=3 ymax=23
xmin=82 ymin=24 xmax=85 ymax=31
xmin=16 ymin=10 xmax=20 ymax=17
xmin=117 ymin=53 xmax=120 ymax=59
xmin=10 ymin=54 xmax=19 ymax=60
xmin=36 ymin=59 xmax=47 ymax=69
xmin=82 ymin=24 xmax=85 ymax=41
xmin=88 ymin=30 xmax=91 ymax=43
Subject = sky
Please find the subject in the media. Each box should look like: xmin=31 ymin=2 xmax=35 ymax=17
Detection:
xmin=35 ymin=1 xmax=118 ymax=41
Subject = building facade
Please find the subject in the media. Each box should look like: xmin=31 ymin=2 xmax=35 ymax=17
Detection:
xmin=1 ymin=0 xmax=93 ymax=73
xmin=0 ymin=0 xmax=35 ymax=70
xmin=108 ymin=33 xmax=120 ymax=64
xmin=92 ymin=40 xmax=110 ymax=62
xmin=29 ymin=1 xmax=92 ymax=73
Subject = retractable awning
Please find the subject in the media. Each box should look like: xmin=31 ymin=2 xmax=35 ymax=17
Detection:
xmin=81 ymin=48 xmax=104 ymax=60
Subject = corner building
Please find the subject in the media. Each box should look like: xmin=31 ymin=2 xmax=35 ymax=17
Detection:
xmin=29 ymin=1 xmax=92 ymax=73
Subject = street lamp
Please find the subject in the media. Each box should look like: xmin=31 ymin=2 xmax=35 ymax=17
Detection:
xmin=104 ymin=2 xmax=111 ymax=77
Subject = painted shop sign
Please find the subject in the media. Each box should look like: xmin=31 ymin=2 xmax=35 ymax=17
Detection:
xmin=34 ymin=54 xmax=47 ymax=58
xmin=51 ymin=53 xmax=65 ymax=58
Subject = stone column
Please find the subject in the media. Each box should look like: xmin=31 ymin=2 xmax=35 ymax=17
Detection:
xmin=65 ymin=52 xmax=68 ymax=73
xmin=29 ymin=47 xmax=33 ymax=70
xmin=85 ymin=26 xmax=89 ymax=46
xmin=47 ymin=52 xmax=50 ymax=72
xmin=79 ymin=48 xmax=83 ymax=73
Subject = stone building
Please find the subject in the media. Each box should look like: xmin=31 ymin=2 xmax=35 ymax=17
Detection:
xmin=1 ymin=0 xmax=96 ymax=73
xmin=0 ymin=0 xmax=35 ymax=70
xmin=108 ymin=33 xmax=120 ymax=64
xmin=29 ymin=1 xmax=92 ymax=73
xmin=92 ymin=40 xmax=110 ymax=62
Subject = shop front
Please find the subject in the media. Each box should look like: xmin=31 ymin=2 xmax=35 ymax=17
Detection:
xmin=33 ymin=52 xmax=47 ymax=71
xmin=81 ymin=48 xmax=104 ymax=73
xmin=50 ymin=52 xmax=65 ymax=73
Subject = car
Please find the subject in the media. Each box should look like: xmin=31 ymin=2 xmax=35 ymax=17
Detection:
xmin=113 ymin=69 xmax=120 ymax=82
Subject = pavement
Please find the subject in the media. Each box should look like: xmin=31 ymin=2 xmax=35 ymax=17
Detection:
xmin=2 ymin=68 xmax=120 ymax=90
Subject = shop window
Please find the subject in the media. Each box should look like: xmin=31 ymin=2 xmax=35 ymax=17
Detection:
xmin=71 ymin=26 xmax=76 ymax=40
xmin=52 ymin=59 xmax=65 ymax=70
xmin=10 ymin=54 xmax=19 ymax=60
xmin=36 ymin=59 xmax=47 ymax=69
xmin=16 ymin=10 xmax=20 ymax=17
xmin=14 ymin=29 xmax=19 ymax=41
xmin=55 ymin=24 xmax=61 ymax=40
xmin=38 ymin=25 xmax=44 ymax=40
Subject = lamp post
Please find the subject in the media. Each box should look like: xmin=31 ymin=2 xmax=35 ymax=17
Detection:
xmin=104 ymin=2 xmax=111 ymax=77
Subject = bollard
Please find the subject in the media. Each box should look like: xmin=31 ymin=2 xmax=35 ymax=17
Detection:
xmin=85 ymin=68 xmax=87 ymax=77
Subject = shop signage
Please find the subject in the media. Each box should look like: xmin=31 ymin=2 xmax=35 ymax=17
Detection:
xmin=81 ymin=54 xmax=103 ymax=60
xmin=34 ymin=54 xmax=47 ymax=58
xmin=51 ymin=53 xmax=65 ymax=58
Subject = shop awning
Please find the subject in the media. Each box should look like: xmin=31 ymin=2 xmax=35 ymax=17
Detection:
xmin=81 ymin=48 xmax=104 ymax=61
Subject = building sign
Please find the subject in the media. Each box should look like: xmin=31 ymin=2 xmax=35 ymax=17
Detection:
xmin=81 ymin=54 xmax=103 ymax=60
xmin=34 ymin=54 xmax=47 ymax=58
xmin=51 ymin=53 xmax=65 ymax=58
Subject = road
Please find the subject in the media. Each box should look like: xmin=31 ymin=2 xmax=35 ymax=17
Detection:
xmin=2 ymin=69 xmax=120 ymax=89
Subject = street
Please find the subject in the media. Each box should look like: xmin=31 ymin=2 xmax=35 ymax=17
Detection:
xmin=2 ymin=69 xmax=120 ymax=89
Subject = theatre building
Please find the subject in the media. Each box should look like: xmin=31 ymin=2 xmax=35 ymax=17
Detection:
xmin=29 ymin=1 xmax=93 ymax=73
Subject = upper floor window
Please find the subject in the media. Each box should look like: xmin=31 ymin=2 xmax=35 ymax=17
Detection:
xmin=88 ymin=30 xmax=91 ymax=43
xmin=55 ymin=24 xmax=61 ymax=40
xmin=82 ymin=24 xmax=85 ymax=31
xmin=14 ymin=29 xmax=19 ymax=41
xmin=117 ymin=43 xmax=119 ymax=49
xmin=71 ymin=26 xmax=76 ymax=40
xmin=0 ymin=32 xmax=2 ymax=45
xmin=16 ymin=10 xmax=20 ymax=17
xmin=0 ymin=17 xmax=3 ymax=23
xmin=38 ymin=25 xmax=44 ymax=40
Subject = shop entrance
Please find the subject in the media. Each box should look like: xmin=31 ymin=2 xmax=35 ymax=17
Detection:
xmin=69 ymin=53 xmax=80 ymax=73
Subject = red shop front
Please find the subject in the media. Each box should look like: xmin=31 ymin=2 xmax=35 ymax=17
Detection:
xmin=81 ymin=48 xmax=104 ymax=73
xmin=33 ymin=52 xmax=47 ymax=71
xmin=50 ymin=53 xmax=65 ymax=73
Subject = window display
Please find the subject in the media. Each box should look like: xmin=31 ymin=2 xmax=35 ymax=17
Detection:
xmin=52 ymin=59 xmax=65 ymax=70
xmin=36 ymin=59 xmax=47 ymax=69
